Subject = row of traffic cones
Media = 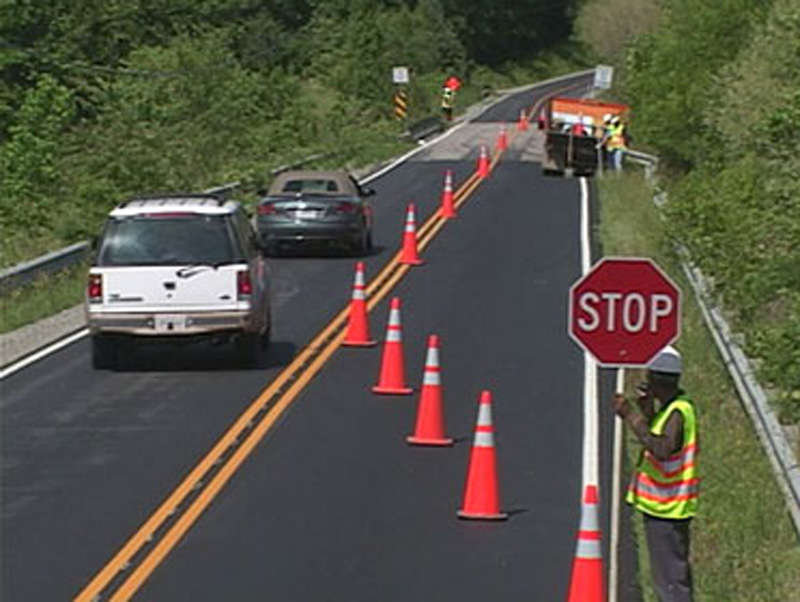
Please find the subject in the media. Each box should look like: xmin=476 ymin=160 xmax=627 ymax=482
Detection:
xmin=364 ymin=292 xmax=506 ymax=520
xmin=340 ymin=123 xmax=605 ymax=596
xmin=475 ymin=118 xmax=524 ymax=178
xmin=345 ymin=271 xmax=606 ymax=594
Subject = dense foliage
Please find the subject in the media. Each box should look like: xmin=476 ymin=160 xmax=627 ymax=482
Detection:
xmin=582 ymin=0 xmax=799 ymax=421
xmin=0 ymin=0 xmax=578 ymax=264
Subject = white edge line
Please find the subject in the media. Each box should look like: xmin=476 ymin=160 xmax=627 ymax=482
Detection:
xmin=360 ymin=119 xmax=470 ymax=185
xmin=580 ymin=176 xmax=619 ymax=595
xmin=579 ymin=176 xmax=599 ymax=487
xmin=609 ymin=368 xmax=625 ymax=602
xmin=0 ymin=328 xmax=89 ymax=380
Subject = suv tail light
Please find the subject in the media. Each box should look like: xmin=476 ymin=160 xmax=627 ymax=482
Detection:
xmin=237 ymin=270 xmax=253 ymax=300
xmin=87 ymin=274 xmax=103 ymax=303
xmin=257 ymin=202 xmax=277 ymax=215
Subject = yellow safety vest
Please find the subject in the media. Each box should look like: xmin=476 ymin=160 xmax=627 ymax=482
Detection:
xmin=626 ymin=395 xmax=699 ymax=519
xmin=441 ymin=89 xmax=455 ymax=109
xmin=607 ymin=124 xmax=626 ymax=150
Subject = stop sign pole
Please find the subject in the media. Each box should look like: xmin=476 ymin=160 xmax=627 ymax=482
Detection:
xmin=569 ymin=257 xmax=681 ymax=367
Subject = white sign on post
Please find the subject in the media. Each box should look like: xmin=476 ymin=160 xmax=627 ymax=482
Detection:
xmin=594 ymin=65 xmax=614 ymax=90
xmin=392 ymin=67 xmax=410 ymax=85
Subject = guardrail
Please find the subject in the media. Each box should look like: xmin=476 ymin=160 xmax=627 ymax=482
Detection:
xmin=0 ymin=241 xmax=92 ymax=293
xmin=621 ymin=148 xmax=658 ymax=182
xmin=403 ymin=116 xmax=445 ymax=143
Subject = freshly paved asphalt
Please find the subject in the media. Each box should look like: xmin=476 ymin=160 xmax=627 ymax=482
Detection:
xmin=1 ymin=74 xmax=639 ymax=601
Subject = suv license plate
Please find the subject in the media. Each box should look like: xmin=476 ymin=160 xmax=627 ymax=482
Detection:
xmin=155 ymin=315 xmax=188 ymax=332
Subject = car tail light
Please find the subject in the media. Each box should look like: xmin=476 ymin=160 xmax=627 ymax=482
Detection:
xmin=257 ymin=202 xmax=277 ymax=215
xmin=237 ymin=270 xmax=253 ymax=300
xmin=88 ymin=274 xmax=103 ymax=303
xmin=335 ymin=202 xmax=358 ymax=214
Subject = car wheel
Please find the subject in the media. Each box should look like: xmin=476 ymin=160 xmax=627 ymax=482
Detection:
xmin=91 ymin=334 xmax=118 ymax=370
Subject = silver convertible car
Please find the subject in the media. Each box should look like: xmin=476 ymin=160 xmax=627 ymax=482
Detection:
xmin=255 ymin=170 xmax=375 ymax=256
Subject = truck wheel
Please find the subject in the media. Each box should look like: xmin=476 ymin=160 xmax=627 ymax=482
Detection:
xmin=91 ymin=334 xmax=118 ymax=370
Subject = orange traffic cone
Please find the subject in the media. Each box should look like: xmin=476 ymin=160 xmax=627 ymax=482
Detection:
xmin=342 ymin=261 xmax=376 ymax=347
xmin=495 ymin=125 xmax=508 ymax=151
xmin=399 ymin=203 xmax=424 ymax=266
xmin=407 ymin=335 xmax=453 ymax=446
xmin=476 ymin=144 xmax=491 ymax=178
xmin=440 ymin=170 xmax=457 ymax=219
xmin=457 ymin=390 xmax=507 ymax=520
xmin=372 ymin=297 xmax=413 ymax=395
xmin=566 ymin=485 xmax=606 ymax=602
xmin=537 ymin=108 xmax=546 ymax=130
xmin=517 ymin=109 xmax=529 ymax=131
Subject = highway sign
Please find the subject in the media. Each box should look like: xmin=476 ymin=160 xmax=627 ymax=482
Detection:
xmin=593 ymin=65 xmax=614 ymax=90
xmin=392 ymin=66 xmax=410 ymax=84
xmin=569 ymin=257 xmax=680 ymax=366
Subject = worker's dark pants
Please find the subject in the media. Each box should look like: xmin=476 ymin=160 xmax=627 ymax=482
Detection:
xmin=643 ymin=515 xmax=694 ymax=602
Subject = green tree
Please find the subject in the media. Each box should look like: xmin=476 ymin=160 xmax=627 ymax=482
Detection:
xmin=623 ymin=0 xmax=769 ymax=168
xmin=0 ymin=74 xmax=74 ymax=236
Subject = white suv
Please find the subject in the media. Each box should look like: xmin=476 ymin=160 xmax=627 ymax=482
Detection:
xmin=86 ymin=194 xmax=271 ymax=369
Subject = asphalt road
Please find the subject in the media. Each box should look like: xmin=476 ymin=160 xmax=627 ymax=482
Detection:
xmin=2 ymin=73 xmax=638 ymax=601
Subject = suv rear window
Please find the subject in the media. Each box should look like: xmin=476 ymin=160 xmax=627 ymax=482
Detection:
xmin=281 ymin=179 xmax=339 ymax=194
xmin=96 ymin=214 xmax=243 ymax=266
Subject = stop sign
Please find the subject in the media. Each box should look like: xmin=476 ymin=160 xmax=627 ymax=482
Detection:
xmin=569 ymin=258 xmax=681 ymax=366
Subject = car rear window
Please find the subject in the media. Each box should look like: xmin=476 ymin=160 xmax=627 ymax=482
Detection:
xmin=282 ymin=179 xmax=340 ymax=194
xmin=96 ymin=214 xmax=243 ymax=266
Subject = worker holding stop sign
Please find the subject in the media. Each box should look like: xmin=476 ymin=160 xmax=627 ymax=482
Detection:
xmin=569 ymin=258 xmax=697 ymax=602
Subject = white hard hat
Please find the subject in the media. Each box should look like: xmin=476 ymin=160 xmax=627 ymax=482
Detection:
xmin=603 ymin=113 xmax=612 ymax=123
xmin=648 ymin=345 xmax=682 ymax=374
xmin=610 ymin=115 xmax=620 ymax=124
